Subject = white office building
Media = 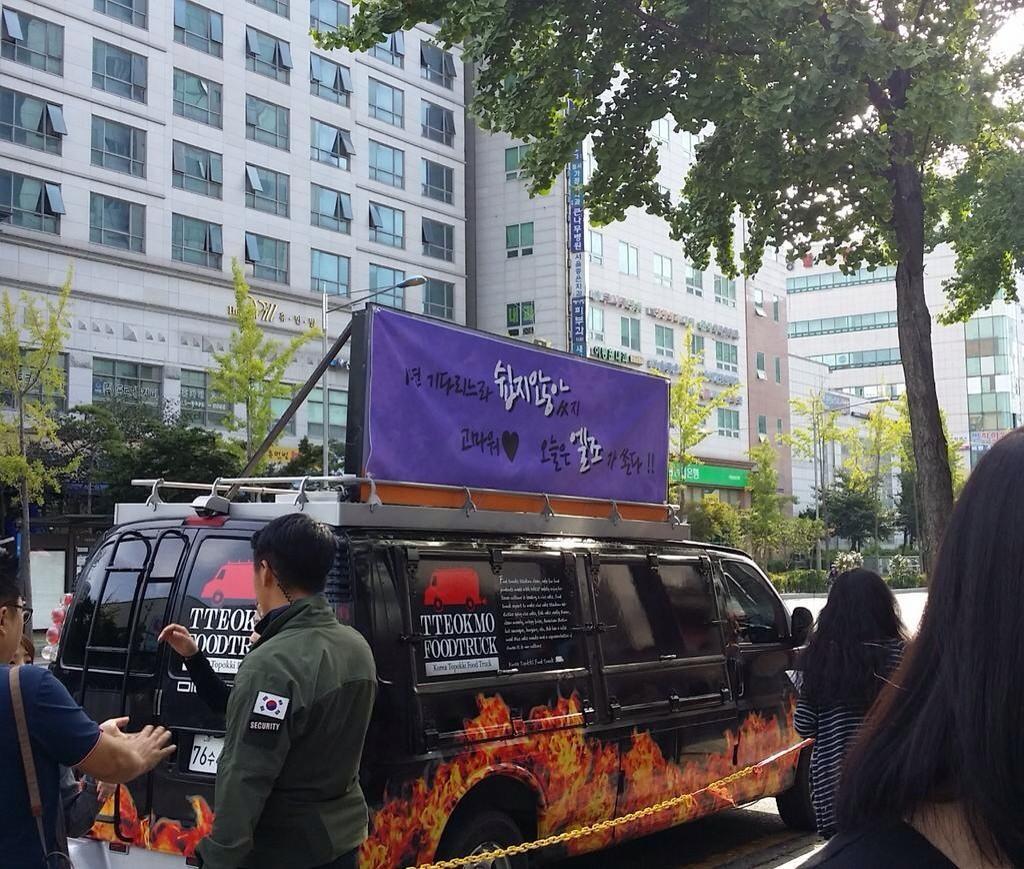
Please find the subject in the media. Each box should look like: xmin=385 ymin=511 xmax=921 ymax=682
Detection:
xmin=0 ymin=0 xmax=467 ymax=457
xmin=468 ymin=124 xmax=791 ymax=505
xmin=786 ymin=246 xmax=1022 ymax=469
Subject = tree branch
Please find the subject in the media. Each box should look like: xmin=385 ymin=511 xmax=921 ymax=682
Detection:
xmin=617 ymin=0 xmax=762 ymax=57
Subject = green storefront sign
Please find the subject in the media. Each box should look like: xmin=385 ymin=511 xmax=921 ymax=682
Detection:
xmin=669 ymin=463 xmax=750 ymax=488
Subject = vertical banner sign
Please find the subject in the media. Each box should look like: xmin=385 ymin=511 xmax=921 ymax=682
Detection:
xmin=348 ymin=307 xmax=669 ymax=504
xmin=567 ymin=145 xmax=588 ymax=358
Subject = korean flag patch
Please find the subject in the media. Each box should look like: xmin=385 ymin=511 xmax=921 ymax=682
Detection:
xmin=253 ymin=691 xmax=289 ymax=720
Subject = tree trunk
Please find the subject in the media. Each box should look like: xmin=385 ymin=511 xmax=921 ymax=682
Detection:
xmin=890 ymin=150 xmax=954 ymax=576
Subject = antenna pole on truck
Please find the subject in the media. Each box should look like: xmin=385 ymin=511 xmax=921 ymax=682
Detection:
xmin=230 ymin=319 xmax=355 ymax=497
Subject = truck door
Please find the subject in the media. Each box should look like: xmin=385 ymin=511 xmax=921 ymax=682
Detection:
xmin=56 ymin=528 xmax=189 ymax=841
xmin=585 ymin=552 xmax=739 ymax=835
xmin=716 ymin=557 xmax=798 ymax=801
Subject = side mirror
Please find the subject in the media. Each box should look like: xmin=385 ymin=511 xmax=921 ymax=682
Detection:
xmin=790 ymin=606 xmax=814 ymax=647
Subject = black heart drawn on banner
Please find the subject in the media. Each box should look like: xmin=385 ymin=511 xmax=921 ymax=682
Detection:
xmin=501 ymin=431 xmax=519 ymax=462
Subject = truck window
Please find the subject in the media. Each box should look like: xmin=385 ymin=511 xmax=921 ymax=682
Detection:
xmin=720 ymin=560 xmax=786 ymax=644
xmin=175 ymin=537 xmax=257 ymax=678
xmin=592 ymin=559 xmax=718 ymax=664
xmin=61 ymin=543 xmax=114 ymax=668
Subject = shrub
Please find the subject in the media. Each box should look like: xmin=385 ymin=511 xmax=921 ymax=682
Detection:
xmin=687 ymin=494 xmax=743 ymax=547
xmin=888 ymin=555 xmax=927 ymax=589
xmin=768 ymin=569 xmax=827 ymax=594
xmin=831 ymin=551 xmax=864 ymax=574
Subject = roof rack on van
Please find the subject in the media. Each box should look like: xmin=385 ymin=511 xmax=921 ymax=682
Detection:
xmin=118 ymin=477 xmax=688 ymax=542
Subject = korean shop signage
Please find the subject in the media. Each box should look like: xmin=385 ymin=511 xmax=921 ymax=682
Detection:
xmin=669 ymin=463 xmax=750 ymax=488
xmin=591 ymin=346 xmax=644 ymax=367
xmin=567 ymin=145 xmax=588 ymax=358
xmin=348 ymin=307 xmax=669 ymax=503
xmin=226 ymin=295 xmax=318 ymax=330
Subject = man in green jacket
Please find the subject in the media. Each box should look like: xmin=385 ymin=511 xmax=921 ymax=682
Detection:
xmin=196 ymin=513 xmax=376 ymax=869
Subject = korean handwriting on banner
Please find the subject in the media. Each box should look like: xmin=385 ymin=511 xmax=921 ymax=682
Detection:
xmin=493 ymin=361 xmax=576 ymax=417
xmin=405 ymin=367 xmax=494 ymax=402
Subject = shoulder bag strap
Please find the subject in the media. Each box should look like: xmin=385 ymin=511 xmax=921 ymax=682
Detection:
xmin=10 ymin=665 xmax=51 ymax=860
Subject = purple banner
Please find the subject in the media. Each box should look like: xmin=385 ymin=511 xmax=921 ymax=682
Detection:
xmin=357 ymin=308 xmax=668 ymax=503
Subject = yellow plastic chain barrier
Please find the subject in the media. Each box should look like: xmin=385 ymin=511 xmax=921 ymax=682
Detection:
xmin=408 ymin=763 xmax=759 ymax=869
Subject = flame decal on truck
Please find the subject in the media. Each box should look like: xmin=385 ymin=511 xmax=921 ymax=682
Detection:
xmin=88 ymin=693 xmax=799 ymax=867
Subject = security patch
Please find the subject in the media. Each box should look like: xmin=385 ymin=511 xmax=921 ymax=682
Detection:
xmin=253 ymin=691 xmax=289 ymax=720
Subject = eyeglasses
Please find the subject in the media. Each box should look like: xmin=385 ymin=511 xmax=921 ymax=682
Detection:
xmin=2 ymin=603 xmax=32 ymax=625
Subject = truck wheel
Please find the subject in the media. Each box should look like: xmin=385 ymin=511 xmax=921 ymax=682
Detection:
xmin=212 ymin=591 xmax=224 ymax=605
xmin=436 ymin=810 xmax=529 ymax=869
xmin=776 ymin=748 xmax=816 ymax=832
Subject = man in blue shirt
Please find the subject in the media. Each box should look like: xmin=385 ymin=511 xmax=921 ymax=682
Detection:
xmin=0 ymin=554 xmax=176 ymax=868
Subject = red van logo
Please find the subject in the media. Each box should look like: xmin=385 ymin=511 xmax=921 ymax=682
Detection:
xmin=423 ymin=568 xmax=487 ymax=611
xmin=200 ymin=561 xmax=255 ymax=605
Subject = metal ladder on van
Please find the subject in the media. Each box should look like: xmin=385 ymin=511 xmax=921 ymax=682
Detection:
xmin=79 ymin=527 xmax=190 ymax=842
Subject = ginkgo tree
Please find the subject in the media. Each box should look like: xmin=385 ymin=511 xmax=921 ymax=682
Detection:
xmin=0 ymin=272 xmax=76 ymax=603
xmin=316 ymin=0 xmax=1024 ymax=570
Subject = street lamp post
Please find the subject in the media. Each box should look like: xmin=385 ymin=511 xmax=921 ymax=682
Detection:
xmin=319 ymin=276 xmax=426 ymax=475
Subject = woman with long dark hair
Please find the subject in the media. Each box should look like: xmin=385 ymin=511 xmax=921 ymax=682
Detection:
xmin=805 ymin=429 xmax=1024 ymax=867
xmin=794 ymin=568 xmax=907 ymax=838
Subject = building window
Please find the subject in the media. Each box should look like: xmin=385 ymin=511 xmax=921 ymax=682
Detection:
xmin=423 ymin=278 xmax=454 ymax=319
xmin=90 ymin=117 xmax=145 ymax=178
xmin=311 ymin=249 xmax=349 ymax=297
xmin=271 ymin=390 xmax=296 ymax=436
xmin=93 ymin=40 xmax=147 ymax=102
xmin=174 ymin=70 xmax=223 ymax=128
xmin=310 ymin=54 xmax=351 ymax=106
xmin=686 ymin=265 xmax=703 ymax=296
xmin=244 ymin=232 xmax=289 ymax=284
xmin=422 ymin=218 xmax=454 ymax=261
xmin=717 ymin=408 xmax=740 ymax=439
xmin=173 ymin=0 xmax=222 ymax=56
xmin=245 ymin=164 xmax=289 ymax=217
xmin=368 ymin=140 xmax=404 ymax=187
xmin=653 ymin=253 xmax=673 ymax=288
xmin=755 ymin=351 xmax=766 ymax=379
xmin=368 ymin=264 xmax=406 ymax=308
xmin=789 ymin=311 xmax=899 ymax=338
xmin=786 ymin=265 xmax=897 ymax=294
xmin=95 ymin=0 xmax=147 ymax=28
xmin=777 ymin=418 xmax=784 ymax=435
xmin=310 ymin=183 xmax=352 ymax=234
xmin=181 ymin=369 xmax=227 ymax=427
xmin=691 ymin=333 xmax=705 ymax=360
xmin=370 ymin=31 xmax=404 ymax=67
xmin=93 ymin=358 xmax=162 ymax=407
xmin=812 ymin=348 xmax=902 ymax=371
xmin=588 ymin=306 xmax=605 ymax=343
xmin=620 ymin=316 xmax=641 ymax=351
xmin=506 ymin=301 xmax=536 ymax=337
xmin=308 ymin=387 xmax=346 ymax=440
xmin=714 ymin=274 xmax=737 ymax=307
xmin=422 ymin=158 xmax=453 ymax=204
xmin=248 ymin=0 xmax=288 ymax=17
xmin=655 ymin=325 xmax=674 ymax=357
xmin=618 ymin=241 xmax=639 ymax=276
xmin=589 ymin=230 xmax=603 ymax=265
xmin=0 ymin=88 xmax=65 ymax=155
xmin=774 ymin=356 xmax=782 ymax=383
xmin=89 ymin=193 xmax=144 ymax=253
xmin=310 ymin=118 xmax=353 ymax=169
xmin=1 ymin=8 xmax=64 ymax=76
xmin=505 ymin=145 xmax=529 ymax=180
xmin=369 ymin=202 xmax=404 ymax=248
xmin=171 ymin=214 xmax=222 ymax=269
xmin=773 ymin=295 xmax=781 ymax=322
xmin=246 ymin=95 xmax=289 ymax=149
xmin=420 ymin=42 xmax=455 ymax=88
xmin=172 ymin=141 xmax=222 ymax=198
xmin=0 ymin=171 xmax=63 ymax=234
xmin=715 ymin=340 xmax=738 ymax=373
xmin=310 ymin=0 xmax=348 ymax=31
xmin=757 ymin=415 xmax=768 ymax=440
xmin=245 ymin=27 xmax=292 ymax=83
xmin=651 ymin=117 xmax=671 ymax=143
xmin=421 ymin=100 xmax=454 ymax=145
xmin=505 ymin=223 xmax=534 ymax=258
xmin=1 ymin=352 xmax=67 ymax=412
xmin=368 ymin=78 xmax=403 ymax=126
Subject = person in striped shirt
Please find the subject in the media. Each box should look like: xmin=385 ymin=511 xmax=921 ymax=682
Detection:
xmin=794 ymin=569 xmax=907 ymax=838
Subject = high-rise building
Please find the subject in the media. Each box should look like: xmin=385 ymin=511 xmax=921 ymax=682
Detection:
xmin=786 ymin=246 xmax=1021 ymax=470
xmin=0 ymin=1 xmax=466 ymax=455
xmin=468 ymin=126 xmax=792 ymax=505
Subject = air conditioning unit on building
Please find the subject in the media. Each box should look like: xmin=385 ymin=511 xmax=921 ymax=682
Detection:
xmin=533 ymin=338 xmax=552 ymax=348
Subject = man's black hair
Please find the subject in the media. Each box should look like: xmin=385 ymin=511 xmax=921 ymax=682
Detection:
xmin=0 ymin=551 xmax=21 ymax=605
xmin=251 ymin=513 xmax=336 ymax=595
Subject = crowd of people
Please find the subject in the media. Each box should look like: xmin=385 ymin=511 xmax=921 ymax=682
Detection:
xmin=3 ymin=430 xmax=1024 ymax=868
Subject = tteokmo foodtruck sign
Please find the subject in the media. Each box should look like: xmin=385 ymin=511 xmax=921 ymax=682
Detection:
xmin=346 ymin=307 xmax=669 ymax=503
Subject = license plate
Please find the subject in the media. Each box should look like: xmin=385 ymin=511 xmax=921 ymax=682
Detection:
xmin=188 ymin=735 xmax=223 ymax=774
